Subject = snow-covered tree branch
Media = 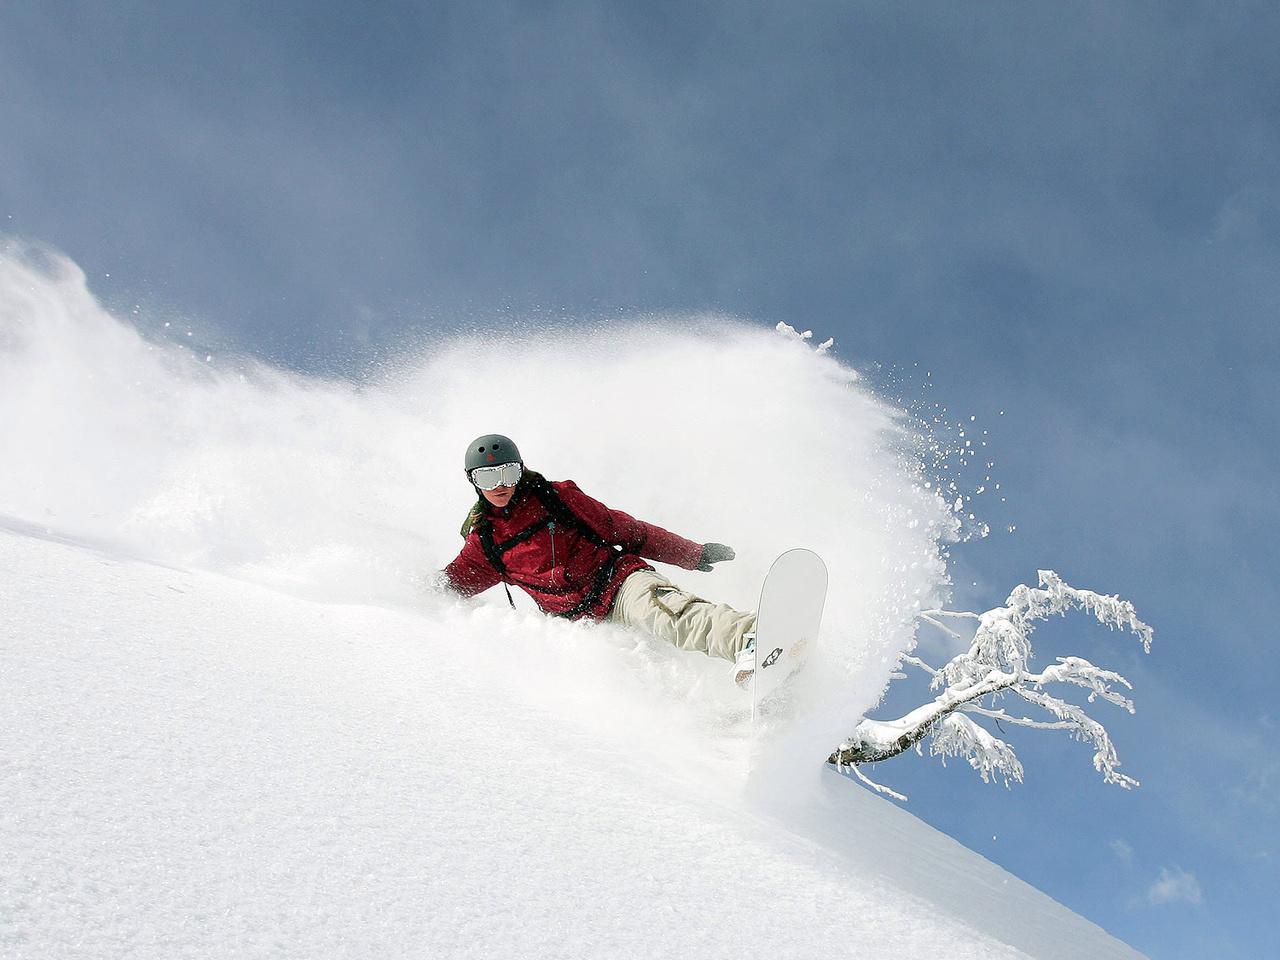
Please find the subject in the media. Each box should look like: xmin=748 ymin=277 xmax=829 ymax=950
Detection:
xmin=829 ymin=571 xmax=1153 ymax=798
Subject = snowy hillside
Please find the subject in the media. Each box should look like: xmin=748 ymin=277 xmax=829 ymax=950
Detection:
xmin=2 ymin=526 xmax=1144 ymax=959
xmin=0 ymin=244 xmax=1145 ymax=957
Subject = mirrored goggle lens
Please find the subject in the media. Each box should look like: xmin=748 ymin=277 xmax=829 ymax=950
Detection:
xmin=470 ymin=462 xmax=522 ymax=490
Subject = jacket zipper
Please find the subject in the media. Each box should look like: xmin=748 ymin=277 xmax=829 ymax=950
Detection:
xmin=549 ymin=520 xmax=558 ymax=569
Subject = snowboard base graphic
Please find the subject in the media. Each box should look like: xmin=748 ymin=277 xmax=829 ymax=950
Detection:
xmin=751 ymin=548 xmax=828 ymax=722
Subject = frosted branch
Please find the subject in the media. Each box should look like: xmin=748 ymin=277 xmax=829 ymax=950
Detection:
xmin=929 ymin=714 xmax=1024 ymax=787
xmin=1014 ymin=686 xmax=1139 ymax=789
xmin=901 ymin=655 xmax=939 ymax=677
xmin=959 ymin=705 xmax=1075 ymax=731
xmin=919 ymin=609 xmax=982 ymax=621
xmin=1027 ymin=657 xmax=1135 ymax=713
xmin=831 ymin=570 xmax=1152 ymax=798
xmin=918 ymin=613 xmax=969 ymax=643
xmin=837 ymin=760 xmax=909 ymax=802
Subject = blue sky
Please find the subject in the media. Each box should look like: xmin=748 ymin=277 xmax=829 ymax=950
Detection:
xmin=2 ymin=2 xmax=1276 ymax=956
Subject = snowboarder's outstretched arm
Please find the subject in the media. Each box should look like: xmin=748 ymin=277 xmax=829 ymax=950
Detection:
xmin=554 ymin=480 xmax=706 ymax=570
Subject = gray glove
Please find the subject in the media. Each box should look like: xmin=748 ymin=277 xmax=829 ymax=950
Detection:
xmin=697 ymin=542 xmax=736 ymax=572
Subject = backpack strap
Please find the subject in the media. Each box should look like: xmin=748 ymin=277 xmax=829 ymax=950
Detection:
xmin=472 ymin=513 xmax=517 ymax=610
xmin=525 ymin=476 xmax=611 ymax=550
xmin=473 ymin=514 xmax=509 ymax=575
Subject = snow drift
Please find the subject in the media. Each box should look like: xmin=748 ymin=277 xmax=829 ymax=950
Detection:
xmin=0 ymin=242 xmax=1144 ymax=957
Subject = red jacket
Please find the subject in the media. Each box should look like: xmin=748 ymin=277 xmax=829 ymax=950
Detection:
xmin=443 ymin=477 xmax=705 ymax=620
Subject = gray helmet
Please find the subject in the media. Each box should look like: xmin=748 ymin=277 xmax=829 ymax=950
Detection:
xmin=464 ymin=433 xmax=522 ymax=473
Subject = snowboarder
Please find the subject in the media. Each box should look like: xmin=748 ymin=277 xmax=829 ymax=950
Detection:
xmin=439 ymin=434 xmax=758 ymax=687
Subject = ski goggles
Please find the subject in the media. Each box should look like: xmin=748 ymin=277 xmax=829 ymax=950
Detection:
xmin=469 ymin=461 xmax=523 ymax=491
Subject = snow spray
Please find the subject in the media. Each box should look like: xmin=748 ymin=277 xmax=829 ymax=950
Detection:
xmin=0 ymin=240 xmax=959 ymax=796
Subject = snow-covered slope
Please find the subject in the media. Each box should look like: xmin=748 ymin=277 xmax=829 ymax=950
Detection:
xmin=0 ymin=242 xmax=1145 ymax=957
xmin=2 ymin=526 xmax=1143 ymax=960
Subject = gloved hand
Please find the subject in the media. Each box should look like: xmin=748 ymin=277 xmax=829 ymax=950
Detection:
xmin=697 ymin=542 xmax=736 ymax=572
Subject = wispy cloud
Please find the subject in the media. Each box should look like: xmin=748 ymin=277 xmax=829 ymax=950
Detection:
xmin=1146 ymin=867 xmax=1203 ymax=907
xmin=1229 ymin=758 xmax=1279 ymax=816
xmin=1110 ymin=839 xmax=1134 ymax=864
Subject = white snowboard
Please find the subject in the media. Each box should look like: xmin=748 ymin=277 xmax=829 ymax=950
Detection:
xmin=752 ymin=548 xmax=828 ymax=721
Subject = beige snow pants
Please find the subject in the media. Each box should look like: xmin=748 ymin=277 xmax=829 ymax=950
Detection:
xmin=605 ymin=568 xmax=756 ymax=663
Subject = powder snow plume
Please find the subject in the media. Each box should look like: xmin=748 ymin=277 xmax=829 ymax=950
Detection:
xmin=0 ymin=240 xmax=957 ymax=786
